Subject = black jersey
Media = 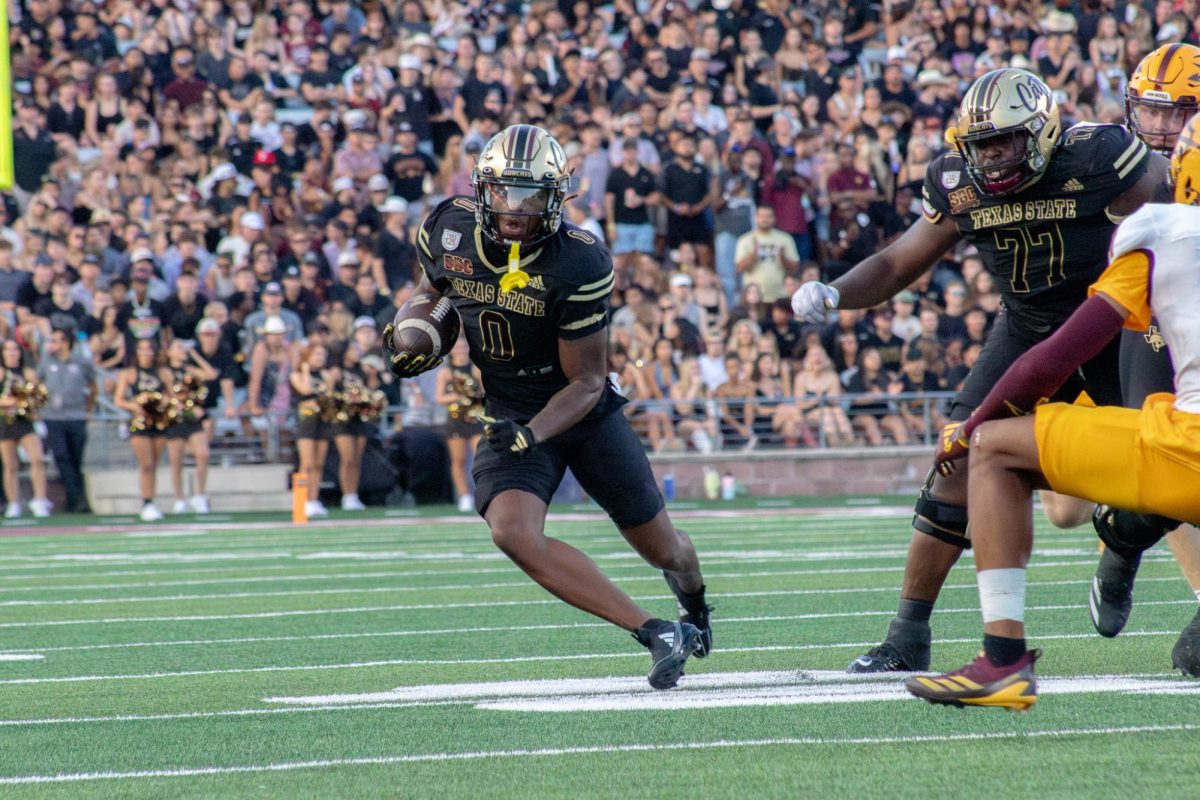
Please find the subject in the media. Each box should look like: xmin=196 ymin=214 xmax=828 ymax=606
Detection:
xmin=922 ymin=123 xmax=1151 ymax=334
xmin=417 ymin=197 xmax=622 ymax=422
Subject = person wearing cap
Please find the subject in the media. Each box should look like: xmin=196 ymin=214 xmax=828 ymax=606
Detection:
xmin=356 ymin=174 xmax=392 ymax=232
xmin=246 ymin=314 xmax=294 ymax=450
xmin=384 ymin=53 xmax=435 ymax=155
xmin=374 ymin=196 xmax=416 ymax=294
xmin=1037 ymin=12 xmax=1081 ymax=92
xmin=242 ymin=281 xmax=303 ymax=354
xmin=763 ymin=147 xmax=814 ymax=262
xmin=194 ymin=315 xmax=242 ymax=435
xmin=608 ymin=112 xmax=662 ymax=173
xmin=280 ymin=265 xmax=320 ymax=327
xmin=215 ymin=211 xmax=266 ymax=269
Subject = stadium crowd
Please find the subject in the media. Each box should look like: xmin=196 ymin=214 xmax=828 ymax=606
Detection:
xmin=0 ymin=0 xmax=1190 ymax=515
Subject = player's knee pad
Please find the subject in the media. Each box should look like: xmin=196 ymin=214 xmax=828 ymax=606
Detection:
xmin=1093 ymin=505 xmax=1181 ymax=558
xmin=912 ymin=471 xmax=970 ymax=549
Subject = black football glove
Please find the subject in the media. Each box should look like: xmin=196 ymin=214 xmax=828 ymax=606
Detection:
xmin=382 ymin=322 xmax=443 ymax=378
xmin=481 ymin=416 xmax=537 ymax=457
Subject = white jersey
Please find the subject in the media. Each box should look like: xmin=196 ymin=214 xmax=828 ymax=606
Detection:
xmin=1104 ymin=203 xmax=1200 ymax=413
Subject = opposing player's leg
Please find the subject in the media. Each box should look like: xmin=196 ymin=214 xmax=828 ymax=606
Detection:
xmin=1089 ymin=328 xmax=1185 ymax=637
xmin=1167 ymin=525 xmax=1200 ymax=675
xmin=1039 ymin=491 xmax=1095 ymax=529
xmin=565 ymin=411 xmax=709 ymax=676
xmin=907 ymin=416 xmax=1045 ymax=710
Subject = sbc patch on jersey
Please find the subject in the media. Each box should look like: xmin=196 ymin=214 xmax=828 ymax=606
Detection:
xmin=942 ymin=170 xmax=961 ymax=189
xmin=441 ymin=230 xmax=463 ymax=250
xmin=443 ymin=254 xmax=473 ymax=275
xmin=948 ymin=186 xmax=980 ymax=213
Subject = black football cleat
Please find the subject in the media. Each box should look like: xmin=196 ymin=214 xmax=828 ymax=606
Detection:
xmin=1171 ymin=607 xmax=1200 ymax=677
xmin=635 ymin=618 xmax=703 ymax=690
xmin=847 ymin=618 xmax=931 ymax=673
xmin=663 ymin=572 xmax=713 ymax=657
xmin=1089 ymin=546 xmax=1140 ymax=638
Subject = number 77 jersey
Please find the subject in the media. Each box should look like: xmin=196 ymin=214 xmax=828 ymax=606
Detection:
xmin=415 ymin=196 xmax=622 ymax=421
xmin=922 ymin=123 xmax=1152 ymax=335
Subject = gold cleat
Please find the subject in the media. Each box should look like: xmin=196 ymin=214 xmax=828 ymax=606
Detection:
xmin=905 ymin=649 xmax=1041 ymax=711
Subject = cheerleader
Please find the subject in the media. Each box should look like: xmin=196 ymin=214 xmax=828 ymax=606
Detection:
xmin=0 ymin=340 xmax=51 ymax=518
xmin=289 ymin=343 xmax=333 ymax=518
xmin=329 ymin=343 xmax=368 ymax=511
xmin=435 ymin=338 xmax=483 ymax=513
xmin=165 ymin=339 xmax=218 ymax=514
xmin=114 ymin=338 xmax=173 ymax=522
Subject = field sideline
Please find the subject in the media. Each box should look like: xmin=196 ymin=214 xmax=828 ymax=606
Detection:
xmin=0 ymin=499 xmax=1198 ymax=799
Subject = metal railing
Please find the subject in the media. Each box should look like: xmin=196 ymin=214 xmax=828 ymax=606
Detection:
xmin=75 ymin=391 xmax=955 ymax=469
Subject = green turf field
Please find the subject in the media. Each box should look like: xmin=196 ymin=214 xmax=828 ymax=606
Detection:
xmin=1 ymin=502 xmax=1198 ymax=799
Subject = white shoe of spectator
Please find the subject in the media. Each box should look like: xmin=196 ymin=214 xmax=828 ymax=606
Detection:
xmin=29 ymin=498 xmax=52 ymax=518
xmin=139 ymin=503 xmax=164 ymax=522
xmin=172 ymin=499 xmax=189 ymax=514
xmin=691 ymin=429 xmax=714 ymax=454
xmin=190 ymin=495 xmax=211 ymax=514
xmin=457 ymin=494 xmax=474 ymax=513
xmin=741 ymin=435 xmax=758 ymax=452
xmin=4 ymin=502 xmax=22 ymax=519
xmin=305 ymin=500 xmax=329 ymax=518
xmin=341 ymin=493 xmax=367 ymax=511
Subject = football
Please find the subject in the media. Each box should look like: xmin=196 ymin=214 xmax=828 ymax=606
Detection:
xmin=389 ymin=293 xmax=461 ymax=360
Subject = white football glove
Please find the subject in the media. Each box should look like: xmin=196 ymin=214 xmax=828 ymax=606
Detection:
xmin=791 ymin=281 xmax=840 ymax=324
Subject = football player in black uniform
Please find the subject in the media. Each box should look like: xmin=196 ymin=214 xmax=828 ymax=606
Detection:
xmin=384 ymin=125 xmax=711 ymax=689
xmin=792 ymin=68 xmax=1169 ymax=673
xmin=1084 ymin=44 xmax=1200 ymax=675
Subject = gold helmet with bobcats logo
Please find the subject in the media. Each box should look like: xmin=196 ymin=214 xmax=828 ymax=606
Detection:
xmin=945 ymin=69 xmax=1061 ymax=196
xmin=472 ymin=124 xmax=571 ymax=246
xmin=1126 ymin=43 xmax=1200 ymax=154
xmin=1170 ymin=114 xmax=1200 ymax=205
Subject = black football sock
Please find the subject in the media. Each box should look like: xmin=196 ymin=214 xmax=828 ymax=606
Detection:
xmin=982 ymin=633 xmax=1027 ymax=667
xmin=633 ymin=618 xmax=669 ymax=647
xmin=664 ymin=571 xmax=707 ymax=613
xmin=896 ymin=598 xmax=934 ymax=624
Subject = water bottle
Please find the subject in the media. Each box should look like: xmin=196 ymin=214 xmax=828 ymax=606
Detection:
xmin=703 ymin=467 xmax=720 ymax=500
xmin=721 ymin=472 xmax=736 ymax=501
xmin=663 ymin=472 xmax=676 ymax=502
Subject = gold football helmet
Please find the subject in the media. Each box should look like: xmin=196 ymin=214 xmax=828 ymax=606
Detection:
xmin=472 ymin=124 xmax=571 ymax=246
xmin=1126 ymin=43 xmax=1200 ymax=154
xmin=1170 ymin=114 xmax=1200 ymax=205
xmin=945 ymin=69 xmax=1061 ymax=196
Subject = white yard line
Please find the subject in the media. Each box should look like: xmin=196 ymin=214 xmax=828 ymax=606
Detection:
xmin=0 ymin=571 xmax=1187 ymax=608
xmin=0 ymin=623 xmax=1191 ymax=686
xmin=0 ymin=725 xmax=1196 ymax=785
xmin=0 ymin=654 xmax=43 ymax=661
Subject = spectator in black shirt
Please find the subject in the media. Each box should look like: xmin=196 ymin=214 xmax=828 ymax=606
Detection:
xmin=16 ymin=258 xmax=55 ymax=338
xmin=300 ymin=48 xmax=342 ymax=106
xmin=195 ymin=317 xmax=242 ymax=424
xmin=272 ymin=123 xmax=308 ymax=178
xmin=386 ymin=54 xmax=435 ymax=153
xmin=455 ymin=55 xmax=508 ymax=133
xmin=13 ymin=102 xmax=58 ymax=207
xmin=661 ymin=133 xmax=713 ymax=265
xmin=281 ymin=265 xmax=320 ymax=327
xmin=767 ymin=299 xmax=804 ymax=361
xmin=643 ymin=48 xmax=677 ymax=106
xmin=161 ymin=271 xmax=206 ymax=340
xmin=33 ymin=276 xmax=87 ymax=337
xmin=604 ymin=140 xmax=660 ymax=269
xmin=373 ymin=197 xmax=416 ymax=293
xmin=47 ymin=80 xmax=86 ymax=140
xmin=225 ymin=116 xmax=263 ymax=176
xmin=328 ymin=256 xmax=361 ymax=308
xmin=116 ymin=257 xmax=167 ymax=345
xmin=877 ymin=62 xmax=917 ymax=108
xmin=861 ymin=309 xmax=905 ymax=374
xmin=385 ymin=124 xmax=438 ymax=203
xmin=348 ymin=272 xmax=389 ymax=320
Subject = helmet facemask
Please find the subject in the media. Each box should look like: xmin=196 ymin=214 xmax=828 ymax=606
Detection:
xmin=475 ymin=179 xmax=563 ymax=245
xmin=957 ymin=122 xmax=1049 ymax=196
xmin=1127 ymin=95 xmax=1198 ymax=154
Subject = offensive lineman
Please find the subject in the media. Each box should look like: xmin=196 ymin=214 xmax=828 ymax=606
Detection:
xmin=792 ymin=69 xmax=1167 ymax=673
xmin=383 ymin=124 xmax=711 ymax=689
xmin=907 ymin=114 xmax=1200 ymax=709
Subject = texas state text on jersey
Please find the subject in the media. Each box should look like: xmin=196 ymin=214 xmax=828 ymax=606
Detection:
xmin=922 ymin=123 xmax=1151 ymax=334
xmin=416 ymin=196 xmax=622 ymax=421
